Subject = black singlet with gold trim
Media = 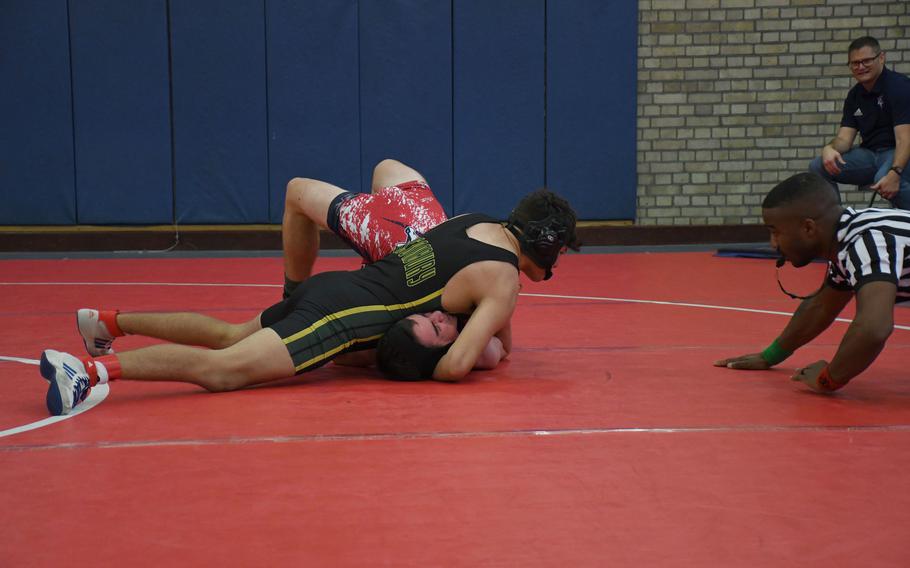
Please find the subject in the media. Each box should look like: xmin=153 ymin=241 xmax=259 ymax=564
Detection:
xmin=261 ymin=213 xmax=517 ymax=374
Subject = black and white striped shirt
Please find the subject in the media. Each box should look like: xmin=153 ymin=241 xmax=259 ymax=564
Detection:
xmin=826 ymin=207 xmax=910 ymax=303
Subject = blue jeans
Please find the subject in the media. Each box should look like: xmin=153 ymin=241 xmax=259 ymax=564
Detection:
xmin=809 ymin=147 xmax=910 ymax=209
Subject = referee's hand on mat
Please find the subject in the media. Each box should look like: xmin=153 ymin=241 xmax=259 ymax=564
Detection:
xmin=713 ymin=353 xmax=771 ymax=370
xmin=790 ymin=360 xmax=834 ymax=393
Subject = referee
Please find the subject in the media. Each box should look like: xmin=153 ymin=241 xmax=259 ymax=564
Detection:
xmin=715 ymin=172 xmax=910 ymax=392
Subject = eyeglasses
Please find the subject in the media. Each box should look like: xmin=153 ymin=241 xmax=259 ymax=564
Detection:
xmin=847 ymin=52 xmax=881 ymax=69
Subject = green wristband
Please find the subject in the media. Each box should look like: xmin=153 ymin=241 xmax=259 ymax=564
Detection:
xmin=760 ymin=339 xmax=792 ymax=366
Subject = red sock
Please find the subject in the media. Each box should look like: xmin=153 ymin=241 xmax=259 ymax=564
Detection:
xmin=80 ymin=357 xmax=100 ymax=387
xmin=96 ymin=354 xmax=123 ymax=381
xmin=99 ymin=310 xmax=124 ymax=337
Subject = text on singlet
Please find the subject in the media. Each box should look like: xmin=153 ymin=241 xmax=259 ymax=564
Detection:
xmin=395 ymin=238 xmax=437 ymax=287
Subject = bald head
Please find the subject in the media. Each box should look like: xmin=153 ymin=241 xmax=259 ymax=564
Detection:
xmin=763 ymin=172 xmax=841 ymax=218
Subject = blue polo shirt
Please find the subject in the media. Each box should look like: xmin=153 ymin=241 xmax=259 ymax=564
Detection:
xmin=840 ymin=66 xmax=910 ymax=150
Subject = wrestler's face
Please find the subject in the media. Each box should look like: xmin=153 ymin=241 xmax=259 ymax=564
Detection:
xmin=408 ymin=311 xmax=459 ymax=347
xmin=848 ymin=46 xmax=884 ymax=88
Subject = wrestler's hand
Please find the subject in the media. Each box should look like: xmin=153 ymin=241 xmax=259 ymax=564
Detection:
xmin=870 ymin=172 xmax=900 ymax=200
xmin=790 ymin=360 xmax=830 ymax=393
xmin=473 ymin=336 xmax=505 ymax=370
xmin=713 ymin=353 xmax=771 ymax=370
xmin=821 ymin=146 xmax=846 ymax=176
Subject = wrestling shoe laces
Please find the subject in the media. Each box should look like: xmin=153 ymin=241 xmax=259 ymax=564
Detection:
xmin=77 ymin=308 xmax=115 ymax=356
xmin=40 ymin=350 xmax=93 ymax=416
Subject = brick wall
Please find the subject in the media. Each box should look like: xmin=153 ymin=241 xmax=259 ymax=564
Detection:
xmin=636 ymin=0 xmax=910 ymax=226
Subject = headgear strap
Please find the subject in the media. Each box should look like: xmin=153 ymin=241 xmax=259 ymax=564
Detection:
xmin=506 ymin=212 xmax=577 ymax=280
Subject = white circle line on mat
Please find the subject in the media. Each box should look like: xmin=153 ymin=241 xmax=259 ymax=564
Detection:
xmin=0 ymin=356 xmax=109 ymax=438
xmin=0 ymin=281 xmax=907 ymax=331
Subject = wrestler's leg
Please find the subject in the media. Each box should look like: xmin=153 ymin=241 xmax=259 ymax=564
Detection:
xmin=116 ymin=327 xmax=294 ymax=392
xmin=116 ymin=312 xmax=262 ymax=349
xmin=282 ymin=161 xmax=435 ymax=296
xmin=42 ymin=326 xmax=295 ymax=414
xmin=283 ymin=161 xmax=427 ymax=285
xmin=335 ymin=159 xmax=446 ymax=263
xmin=282 ymin=177 xmax=347 ymax=283
xmin=371 ymin=159 xmax=426 ymax=193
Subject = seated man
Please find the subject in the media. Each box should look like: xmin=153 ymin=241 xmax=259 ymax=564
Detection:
xmin=808 ymin=36 xmax=910 ymax=209
xmin=714 ymin=171 xmax=910 ymax=392
xmin=40 ymin=189 xmax=579 ymax=415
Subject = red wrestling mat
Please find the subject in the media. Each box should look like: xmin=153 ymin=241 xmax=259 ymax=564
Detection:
xmin=2 ymin=253 xmax=909 ymax=566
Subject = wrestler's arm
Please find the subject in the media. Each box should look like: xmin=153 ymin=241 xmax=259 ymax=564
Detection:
xmin=494 ymin=320 xmax=512 ymax=356
xmin=433 ymin=271 xmax=519 ymax=381
xmin=333 ymin=337 xmax=506 ymax=370
xmin=472 ymin=336 xmax=507 ymax=370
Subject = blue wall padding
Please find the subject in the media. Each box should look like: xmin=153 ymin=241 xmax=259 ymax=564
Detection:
xmin=69 ymin=0 xmax=173 ymax=224
xmin=0 ymin=0 xmax=76 ymax=224
xmin=546 ymin=0 xmax=637 ymax=219
xmin=170 ymin=0 xmax=269 ymax=223
xmin=4 ymin=2 xmax=639 ymax=225
xmin=265 ymin=0 xmax=361 ymax=223
xmin=453 ymin=0 xmax=546 ymax=218
xmin=359 ymin=0 xmax=454 ymax=214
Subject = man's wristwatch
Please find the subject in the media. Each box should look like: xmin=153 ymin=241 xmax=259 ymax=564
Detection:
xmin=891 ymin=165 xmax=904 ymax=175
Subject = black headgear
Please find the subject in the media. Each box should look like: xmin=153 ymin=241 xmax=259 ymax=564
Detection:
xmin=505 ymin=192 xmax=579 ymax=280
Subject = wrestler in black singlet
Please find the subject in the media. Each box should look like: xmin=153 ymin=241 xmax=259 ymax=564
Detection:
xmin=260 ymin=213 xmax=517 ymax=374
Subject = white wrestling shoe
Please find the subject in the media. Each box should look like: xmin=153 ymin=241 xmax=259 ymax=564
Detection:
xmin=77 ymin=308 xmax=115 ymax=356
xmin=40 ymin=350 xmax=92 ymax=416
